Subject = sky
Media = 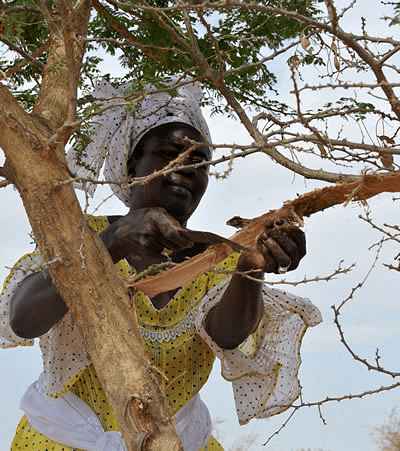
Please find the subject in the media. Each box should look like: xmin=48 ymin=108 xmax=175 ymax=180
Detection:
xmin=1 ymin=1 xmax=399 ymax=451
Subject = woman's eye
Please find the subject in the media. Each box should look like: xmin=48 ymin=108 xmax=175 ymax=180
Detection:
xmin=160 ymin=150 xmax=179 ymax=161
xmin=190 ymin=156 xmax=206 ymax=164
xmin=190 ymin=152 xmax=210 ymax=165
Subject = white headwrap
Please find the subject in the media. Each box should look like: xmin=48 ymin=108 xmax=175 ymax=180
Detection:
xmin=67 ymin=78 xmax=211 ymax=206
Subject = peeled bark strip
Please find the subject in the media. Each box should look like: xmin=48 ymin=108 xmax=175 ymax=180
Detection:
xmin=131 ymin=173 xmax=400 ymax=297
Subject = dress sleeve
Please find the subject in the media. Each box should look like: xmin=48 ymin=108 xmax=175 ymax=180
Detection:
xmin=0 ymin=215 xmax=108 ymax=350
xmin=195 ymin=279 xmax=322 ymax=424
xmin=0 ymin=251 xmax=93 ymax=397
xmin=0 ymin=252 xmax=43 ymax=348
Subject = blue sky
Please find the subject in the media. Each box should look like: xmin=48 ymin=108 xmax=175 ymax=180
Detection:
xmin=1 ymin=1 xmax=399 ymax=449
xmin=1 ymin=116 xmax=399 ymax=450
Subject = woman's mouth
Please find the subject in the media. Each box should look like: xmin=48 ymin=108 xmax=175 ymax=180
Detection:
xmin=167 ymin=183 xmax=192 ymax=197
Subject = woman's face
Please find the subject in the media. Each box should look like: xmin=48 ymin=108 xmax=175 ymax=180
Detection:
xmin=128 ymin=122 xmax=211 ymax=225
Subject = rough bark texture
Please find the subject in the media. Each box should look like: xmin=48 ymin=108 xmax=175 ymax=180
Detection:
xmin=0 ymin=2 xmax=182 ymax=449
xmin=1 ymin=2 xmax=399 ymax=448
xmin=131 ymin=173 xmax=400 ymax=297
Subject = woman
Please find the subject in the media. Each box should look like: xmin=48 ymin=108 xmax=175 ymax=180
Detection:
xmin=0 ymin=79 xmax=322 ymax=451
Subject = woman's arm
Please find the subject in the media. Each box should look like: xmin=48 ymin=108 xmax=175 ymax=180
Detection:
xmin=204 ymin=265 xmax=264 ymax=350
xmin=205 ymin=221 xmax=306 ymax=349
xmin=9 ymin=271 xmax=67 ymax=339
xmin=9 ymin=208 xmax=194 ymax=339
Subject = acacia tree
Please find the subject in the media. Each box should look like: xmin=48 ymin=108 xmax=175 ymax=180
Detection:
xmin=0 ymin=0 xmax=399 ymax=450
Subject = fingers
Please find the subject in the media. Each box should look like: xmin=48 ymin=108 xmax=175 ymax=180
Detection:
xmin=257 ymin=236 xmax=290 ymax=273
xmin=257 ymin=219 xmax=306 ymax=274
xmin=119 ymin=207 xmax=194 ymax=258
xmin=282 ymin=222 xmax=306 ymax=260
xmin=151 ymin=208 xmax=194 ymax=252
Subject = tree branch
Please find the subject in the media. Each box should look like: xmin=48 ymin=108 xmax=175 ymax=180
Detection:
xmin=91 ymin=0 xmax=164 ymax=61
xmin=130 ymin=173 xmax=400 ymax=297
xmin=264 ymin=376 xmax=400 ymax=446
xmin=0 ymin=38 xmax=51 ymax=80
xmin=0 ymin=35 xmax=45 ymax=71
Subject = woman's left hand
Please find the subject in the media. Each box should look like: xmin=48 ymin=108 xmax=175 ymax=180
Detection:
xmin=236 ymin=220 xmax=306 ymax=275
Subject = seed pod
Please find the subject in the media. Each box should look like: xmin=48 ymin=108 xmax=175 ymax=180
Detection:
xmin=334 ymin=55 xmax=340 ymax=71
xmin=291 ymin=53 xmax=300 ymax=69
xmin=301 ymin=37 xmax=310 ymax=50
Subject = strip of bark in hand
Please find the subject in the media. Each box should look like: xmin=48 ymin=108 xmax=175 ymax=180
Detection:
xmin=128 ymin=173 xmax=400 ymax=297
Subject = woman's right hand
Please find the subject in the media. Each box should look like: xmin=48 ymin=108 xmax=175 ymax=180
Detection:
xmin=100 ymin=207 xmax=195 ymax=270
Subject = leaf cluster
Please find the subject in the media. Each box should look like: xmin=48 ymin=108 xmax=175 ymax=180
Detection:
xmin=1 ymin=0 xmax=323 ymax=112
xmin=390 ymin=1 xmax=400 ymax=25
xmin=325 ymin=97 xmax=376 ymax=121
xmin=108 ymin=0 xmax=323 ymax=108
xmin=0 ymin=0 xmax=49 ymax=86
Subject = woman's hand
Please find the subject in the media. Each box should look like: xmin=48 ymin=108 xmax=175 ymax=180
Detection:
xmin=236 ymin=220 xmax=306 ymax=276
xmin=100 ymin=207 xmax=195 ymax=270
xmin=205 ymin=221 xmax=306 ymax=350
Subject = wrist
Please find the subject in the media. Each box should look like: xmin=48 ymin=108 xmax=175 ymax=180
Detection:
xmin=236 ymin=252 xmax=264 ymax=279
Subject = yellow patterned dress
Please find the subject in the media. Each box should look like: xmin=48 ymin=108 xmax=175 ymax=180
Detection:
xmin=0 ymin=215 xmax=322 ymax=451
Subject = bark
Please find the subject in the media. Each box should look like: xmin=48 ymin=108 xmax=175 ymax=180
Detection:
xmin=131 ymin=172 xmax=400 ymax=297
xmin=1 ymin=2 xmax=399 ymax=447
xmin=0 ymin=1 xmax=182 ymax=449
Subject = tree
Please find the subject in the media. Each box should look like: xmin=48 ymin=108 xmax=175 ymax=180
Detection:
xmin=0 ymin=0 xmax=399 ymax=450
xmin=373 ymin=409 xmax=400 ymax=451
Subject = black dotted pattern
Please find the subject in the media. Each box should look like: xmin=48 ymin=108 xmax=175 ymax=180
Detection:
xmin=1 ymin=215 xmax=239 ymax=450
xmin=66 ymin=79 xmax=212 ymax=206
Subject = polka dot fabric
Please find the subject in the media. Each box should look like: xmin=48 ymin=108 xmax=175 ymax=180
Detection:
xmin=0 ymin=216 xmax=130 ymax=398
xmin=0 ymin=253 xmax=39 ymax=348
xmin=66 ymin=78 xmax=211 ymax=206
xmin=196 ymin=281 xmax=322 ymax=424
xmin=1 ymin=214 xmax=322 ymax=449
xmin=11 ymin=362 xmax=222 ymax=450
xmin=11 ymin=415 xmax=222 ymax=451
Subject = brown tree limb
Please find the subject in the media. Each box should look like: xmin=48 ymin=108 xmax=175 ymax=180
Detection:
xmin=130 ymin=172 xmax=400 ymax=297
xmin=0 ymin=163 xmax=12 ymax=187
xmin=0 ymin=35 xmax=46 ymax=71
xmin=32 ymin=0 xmax=89 ymax=131
xmin=0 ymin=38 xmax=51 ymax=80
xmin=0 ymin=2 xmax=183 ymax=449
xmin=0 ymin=68 xmax=182 ymax=451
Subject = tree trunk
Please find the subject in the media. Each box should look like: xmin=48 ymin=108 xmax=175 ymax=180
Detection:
xmin=0 ymin=1 xmax=182 ymax=449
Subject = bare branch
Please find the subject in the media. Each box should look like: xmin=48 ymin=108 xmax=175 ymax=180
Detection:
xmin=0 ymin=35 xmax=46 ymax=71
xmin=131 ymin=173 xmax=400 ymax=297
xmin=265 ymin=382 xmax=400 ymax=445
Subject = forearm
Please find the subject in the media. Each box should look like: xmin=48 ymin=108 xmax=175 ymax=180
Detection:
xmin=9 ymin=215 xmax=134 ymax=339
xmin=205 ymin=266 xmax=264 ymax=350
xmin=10 ymin=271 xmax=68 ymax=339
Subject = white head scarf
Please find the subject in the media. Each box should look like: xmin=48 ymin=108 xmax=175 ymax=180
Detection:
xmin=67 ymin=78 xmax=211 ymax=206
